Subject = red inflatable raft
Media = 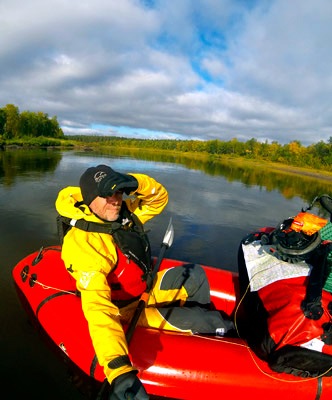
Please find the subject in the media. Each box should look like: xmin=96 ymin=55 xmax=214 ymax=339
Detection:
xmin=12 ymin=246 xmax=332 ymax=399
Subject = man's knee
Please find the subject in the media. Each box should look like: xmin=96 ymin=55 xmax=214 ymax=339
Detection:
xmin=160 ymin=264 xmax=210 ymax=302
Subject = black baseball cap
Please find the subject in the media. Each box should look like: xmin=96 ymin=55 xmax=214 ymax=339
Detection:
xmin=79 ymin=165 xmax=115 ymax=205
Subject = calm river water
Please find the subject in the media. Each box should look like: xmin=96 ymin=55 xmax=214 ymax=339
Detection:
xmin=1 ymin=148 xmax=331 ymax=399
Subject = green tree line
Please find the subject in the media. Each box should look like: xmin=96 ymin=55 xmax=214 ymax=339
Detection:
xmin=68 ymin=135 xmax=332 ymax=172
xmin=0 ymin=104 xmax=63 ymax=139
xmin=2 ymin=103 xmax=332 ymax=173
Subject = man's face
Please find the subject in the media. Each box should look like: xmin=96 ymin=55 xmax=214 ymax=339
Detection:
xmin=89 ymin=191 xmax=123 ymax=221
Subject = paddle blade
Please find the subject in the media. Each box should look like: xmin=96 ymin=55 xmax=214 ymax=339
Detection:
xmin=163 ymin=217 xmax=174 ymax=248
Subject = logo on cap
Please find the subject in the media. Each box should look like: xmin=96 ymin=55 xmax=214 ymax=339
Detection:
xmin=94 ymin=171 xmax=107 ymax=183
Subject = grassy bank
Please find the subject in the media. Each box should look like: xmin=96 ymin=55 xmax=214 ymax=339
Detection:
xmin=2 ymin=136 xmax=73 ymax=147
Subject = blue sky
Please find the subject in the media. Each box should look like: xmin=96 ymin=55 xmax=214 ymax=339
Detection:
xmin=1 ymin=0 xmax=332 ymax=145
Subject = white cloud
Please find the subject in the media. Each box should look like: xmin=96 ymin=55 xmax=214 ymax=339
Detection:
xmin=226 ymin=0 xmax=332 ymax=104
xmin=1 ymin=0 xmax=332 ymax=145
xmin=201 ymin=57 xmax=228 ymax=79
xmin=62 ymin=126 xmax=115 ymax=136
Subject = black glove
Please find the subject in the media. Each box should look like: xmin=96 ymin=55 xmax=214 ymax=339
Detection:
xmin=98 ymin=170 xmax=138 ymax=196
xmin=108 ymin=372 xmax=149 ymax=400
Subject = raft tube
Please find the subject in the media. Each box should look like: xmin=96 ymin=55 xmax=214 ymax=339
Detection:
xmin=12 ymin=246 xmax=332 ymax=399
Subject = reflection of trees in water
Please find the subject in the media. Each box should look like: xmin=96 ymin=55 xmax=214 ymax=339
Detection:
xmin=0 ymin=149 xmax=62 ymax=187
xmin=76 ymin=148 xmax=332 ymax=205
xmin=3 ymin=147 xmax=328 ymax=205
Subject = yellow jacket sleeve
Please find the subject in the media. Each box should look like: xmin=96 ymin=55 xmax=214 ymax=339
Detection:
xmin=126 ymin=173 xmax=168 ymax=224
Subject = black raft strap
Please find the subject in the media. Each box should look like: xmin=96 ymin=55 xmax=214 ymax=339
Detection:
xmin=108 ymin=355 xmax=132 ymax=369
xmin=36 ymin=292 xmax=77 ymax=318
xmin=90 ymin=354 xmax=98 ymax=378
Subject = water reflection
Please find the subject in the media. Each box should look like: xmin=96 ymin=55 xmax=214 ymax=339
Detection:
xmin=72 ymin=147 xmax=332 ymax=206
xmin=1 ymin=147 xmax=331 ymax=205
xmin=0 ymin=148 xmax=62 ymax=186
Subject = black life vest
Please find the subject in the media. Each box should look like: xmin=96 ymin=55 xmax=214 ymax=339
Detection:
xmin=57 ymin=202 xmax=152 ymax=302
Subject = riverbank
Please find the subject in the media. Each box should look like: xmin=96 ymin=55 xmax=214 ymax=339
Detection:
xmin=3 ymin=140 xmax=332 ymax=185
xmin=214 ymin=155 xmax=332 ymax=183
xmin=82 ymin=144 xmax=332 ymax=184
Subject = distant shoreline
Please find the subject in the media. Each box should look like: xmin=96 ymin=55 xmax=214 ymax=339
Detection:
xmin=81 ymin=144 xmax=332 ymax=184
xmin=3 ymin=141 xmax=332 ymax=184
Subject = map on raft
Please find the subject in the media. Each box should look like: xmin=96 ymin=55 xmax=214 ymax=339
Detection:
xmin=242 ymin=241 xmax=312 ymax=291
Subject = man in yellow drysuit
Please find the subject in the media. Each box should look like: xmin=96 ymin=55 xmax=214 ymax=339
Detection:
xmin=56 ymin=165 xmax=233 ymax=399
